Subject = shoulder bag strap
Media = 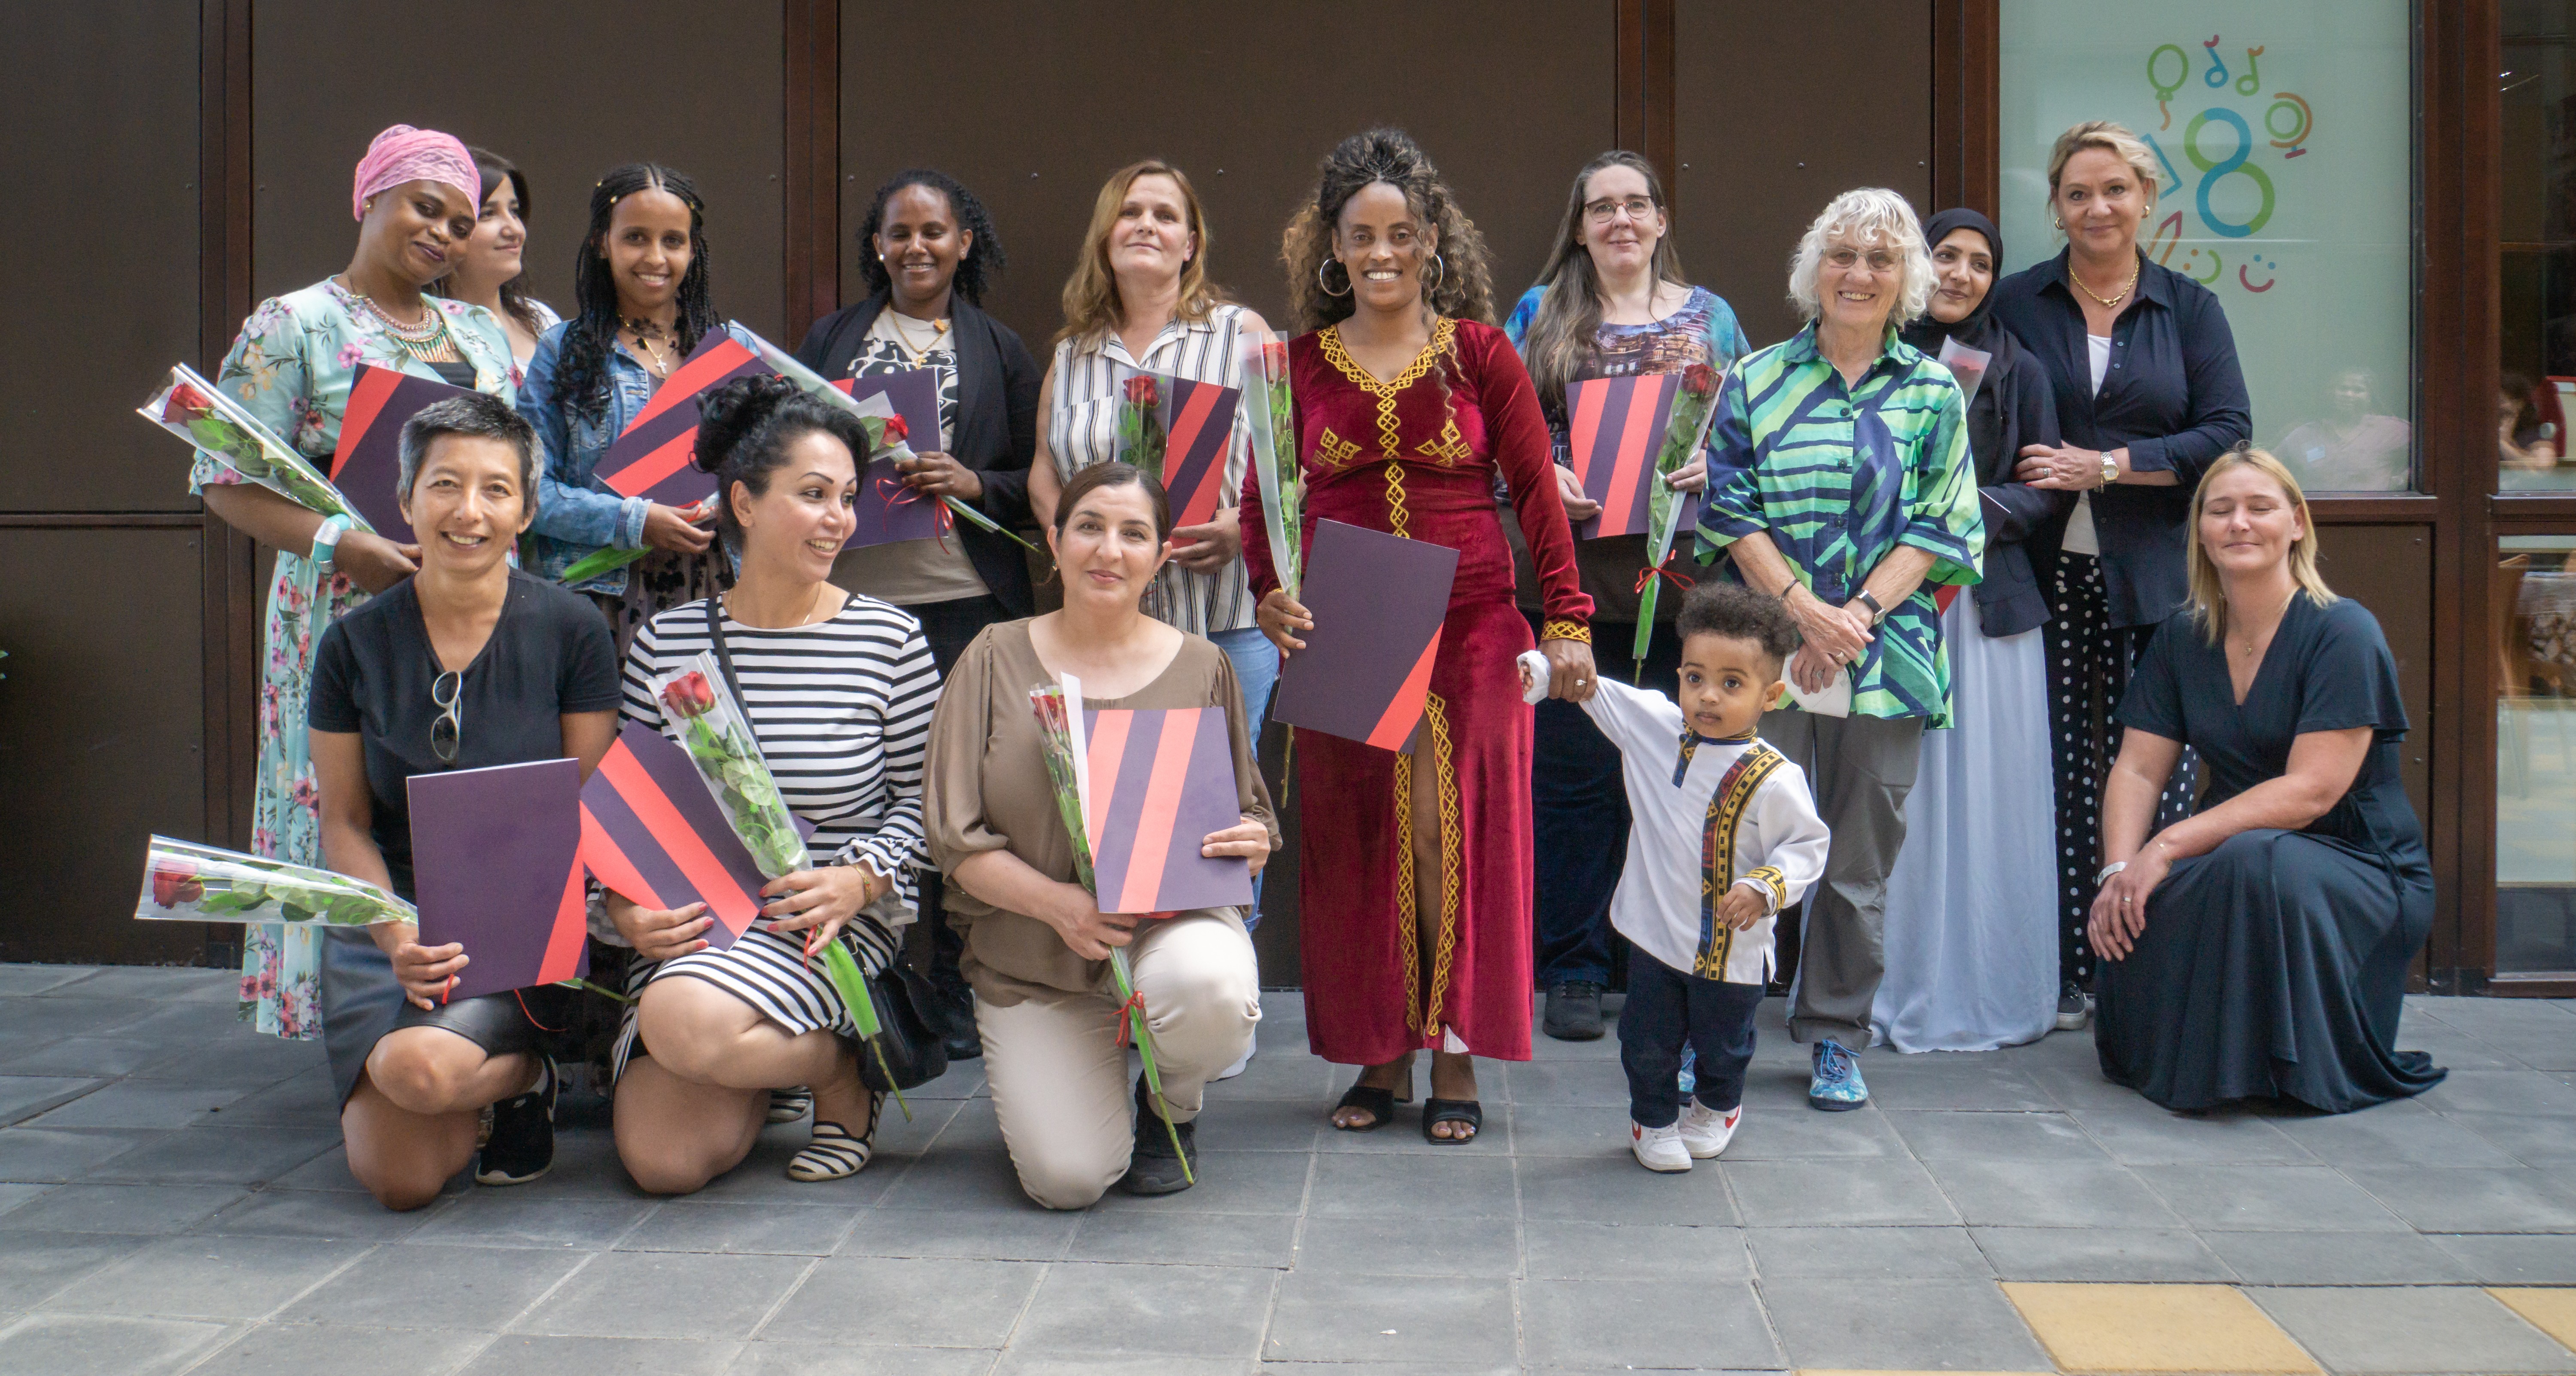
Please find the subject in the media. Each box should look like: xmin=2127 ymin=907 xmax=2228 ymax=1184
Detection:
xmin=703 ymin=596 xmax=747 ymax=706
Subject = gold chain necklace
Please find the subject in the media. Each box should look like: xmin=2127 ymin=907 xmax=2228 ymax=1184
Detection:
xmin=2070 ymin=259 xmax=2140 ymax=310
xmin=884 ymin=311 xmax=948 ymax=364
xmin=621 ymin=317 xmax=677 ymax=377
xmin=2230 ymin=587 xmax=2297 ymax=659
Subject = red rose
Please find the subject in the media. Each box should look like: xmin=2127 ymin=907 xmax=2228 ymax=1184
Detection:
xmin=1262 ymin=340 xmax=1289 ymax=376
xmin=880 ymin=414 xmax=908 ymax=444
xmin=1682 ymin=363 xmax=1719 ymax=398
xmin=165 ymin=382 xmax=213 ymax=421
xmin=1123 ymin=374 xmax=1159 ymax=408
xmin=661 ymin=670 xmax=718 ymax=720
xmin=151 ymin=861 xmax=204 ymax=908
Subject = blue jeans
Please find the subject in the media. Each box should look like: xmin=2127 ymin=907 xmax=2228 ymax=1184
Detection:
xmin=1620 ymin=952 xmax=1764 ymax=1126
xmin=1209 ymin=626 xmax=1281 ymax=930
xmin=1530 ymin=614 xmax=1684 ymax=986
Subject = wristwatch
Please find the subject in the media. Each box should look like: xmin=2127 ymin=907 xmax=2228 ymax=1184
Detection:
xmin=309 ymin=514 xmax=351 ymax=568
xmin=1855 ymin=589 xmax=1887 ymax=626
xmin=2097 ymin=453 xmax=2120 ymax=489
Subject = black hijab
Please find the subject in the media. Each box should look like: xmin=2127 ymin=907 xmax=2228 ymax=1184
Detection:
xmin=1901 ymin=207 xmax=2007 ymax=358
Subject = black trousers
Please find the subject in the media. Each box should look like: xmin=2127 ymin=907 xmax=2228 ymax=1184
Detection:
xmin=910 ymin=594 xmax=1015 ymax=1036
xmin=1618 ymin=950 xmax=1766 ymax=1127
xmin=1528 ymin=613 xmax=1685 ymax=989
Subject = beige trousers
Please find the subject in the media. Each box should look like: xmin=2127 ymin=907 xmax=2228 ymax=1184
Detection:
xmin=977 ymin=908 xmax=1261 ymax=1210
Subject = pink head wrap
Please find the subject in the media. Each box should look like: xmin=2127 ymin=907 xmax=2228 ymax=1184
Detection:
xmin=351 ymin=124 xmax=481 ymax=222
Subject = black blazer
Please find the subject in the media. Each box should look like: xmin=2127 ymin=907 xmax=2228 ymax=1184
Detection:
xmin=1990 ymin=248 xmax=2251 ymax=630
xmin=1962 ymin=331 xmax=2073 ymax=638
xmin=796 ymin=292 xmax=1043 ymax=617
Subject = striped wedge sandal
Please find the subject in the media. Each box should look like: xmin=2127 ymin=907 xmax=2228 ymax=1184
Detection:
xmin=786 ymin=1089 xmax=883 ymax=1182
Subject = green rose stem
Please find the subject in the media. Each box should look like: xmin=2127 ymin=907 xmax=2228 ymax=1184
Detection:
xmin=818 ymin=939 xmax=911 ymax=1121
xmin=1030 ymin=687 xmax=1191 ymax=1182
xmin=557 ymin=545 xmax=650 ymax=585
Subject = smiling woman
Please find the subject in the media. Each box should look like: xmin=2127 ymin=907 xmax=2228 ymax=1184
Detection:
xmin=188 ymin=123 xmax=518 ymax=1043
xmin=431 ymin=148 xmax=563 ymax=369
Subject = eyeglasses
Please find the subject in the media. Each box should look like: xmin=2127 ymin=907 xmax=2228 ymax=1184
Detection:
xmin=1582 ymin=195 xmax=1657 ymax=225
xmin=430 ymin=670 xmax=464 ymax=764
xmin=1825 ymin=247 xmax=1902 ymax=273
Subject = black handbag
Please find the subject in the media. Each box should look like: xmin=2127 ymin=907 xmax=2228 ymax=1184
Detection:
xmin=703 ymin=597 xmax=948 ymax=1091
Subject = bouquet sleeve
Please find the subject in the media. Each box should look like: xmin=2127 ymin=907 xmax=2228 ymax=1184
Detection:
xmin=1238 ymin=329 xmax=1302 ymax=599
xmin=650 ymin=655 xmax=811 ymax=880
xmin=1631 ymin=362 xmax=1727 ymax=671
xmin=138 ymin=836 xmax=415 ymax=927
xmin=138 ymin=365 xmax=374 ymax=534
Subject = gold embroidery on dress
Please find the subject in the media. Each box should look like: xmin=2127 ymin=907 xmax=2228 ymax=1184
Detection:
xmin=1315 ymin=426 xmax=1362 ymax=469
xmin=1319 ymin=319 xmax=1457 ymax=458
xmin=1383 ymin=462 xmax=1411 ymax=539
xmin=1420 ymin=691 xmax=1463 ymax=1036
xmin=1393 ymin=749 xmax=1422 ymax=1029
xmin=1416 ymin=415 xmax=1471 ymax=465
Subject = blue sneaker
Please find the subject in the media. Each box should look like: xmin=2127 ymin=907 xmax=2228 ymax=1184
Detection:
xmin=1808 ymin=1038 xmax=1868 ymax=1111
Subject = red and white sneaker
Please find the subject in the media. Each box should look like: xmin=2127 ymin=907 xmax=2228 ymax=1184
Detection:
xmin=1678 ymin=1102 xmax=1741 ymax=1159
xmin=1631 ymin=1119 xmax=1692 ymax=1172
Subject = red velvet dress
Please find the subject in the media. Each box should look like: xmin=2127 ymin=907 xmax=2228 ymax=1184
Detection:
xmin=1240 ymin=318 xmax=1592 ymax=1065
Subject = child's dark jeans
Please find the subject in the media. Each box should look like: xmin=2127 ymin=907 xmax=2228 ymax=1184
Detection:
xmin=1619 ymin=948 xmax=1765 ymax=1127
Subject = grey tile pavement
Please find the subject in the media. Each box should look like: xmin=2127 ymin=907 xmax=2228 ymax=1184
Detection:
xmin=0 ymin=970 xmax=2570 ymax=1373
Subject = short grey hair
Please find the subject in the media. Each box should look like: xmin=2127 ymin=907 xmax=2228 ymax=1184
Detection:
xmin=397 ymin=393 xmax=539 ymax=508
xmin=1786 ymin=188 xmax=1933 ymax=326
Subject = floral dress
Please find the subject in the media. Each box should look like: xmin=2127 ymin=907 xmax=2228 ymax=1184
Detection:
xmin=192 ymin=279 xmax=514 ymax=1036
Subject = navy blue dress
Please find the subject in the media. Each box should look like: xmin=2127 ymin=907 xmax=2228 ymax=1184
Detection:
xmin=2096 ymin=596 xmax=2445 ymax=1113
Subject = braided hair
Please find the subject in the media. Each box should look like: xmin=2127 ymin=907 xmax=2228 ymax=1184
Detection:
xmin=693 ymin=375 xmax=872 ymax=554
xmin=1281 ymin=128 xmax=1496 ymax=335
xmin=855 ymin=169 xmax=1005 ymax=306
xmin=557 ymin=163 xmax=717 ymax=424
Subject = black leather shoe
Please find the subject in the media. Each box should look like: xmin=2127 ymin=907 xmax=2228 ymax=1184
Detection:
xmin=1543 ymin=981 xmax=1606 ymax=1041
xmin=1121 ymin=1074 xmax=1197 ymax=1195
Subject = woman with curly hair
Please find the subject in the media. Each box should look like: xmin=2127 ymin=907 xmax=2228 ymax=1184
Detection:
xmin=1244 ymin=129 xmax=1596 ymax=1142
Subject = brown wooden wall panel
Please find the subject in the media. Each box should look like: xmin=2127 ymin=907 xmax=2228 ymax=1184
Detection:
xmin=837 ymin=1 xmax=1620 ymax=351
xmin=2318 ymin=524 xmax=2435 ymax=829
xmin=1672 ymin=1 xmax=1936 ymax=352
xmin=3 ymin=5 xmax=201 ymax=514
xmin=249 ymin=1 xmax=787 ymax=348
xmin=0 ymin=529 xmax=210 ymax=963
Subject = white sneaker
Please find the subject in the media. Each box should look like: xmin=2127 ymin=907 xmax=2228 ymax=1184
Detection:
xmin=1631 ymin=1119 xmax=1692 ymax=1172
xmin=1678 ymin=1102 xmax=1741 ymax=1159
xmin=1215 ymin=1023 xmax=1256 ymax=1081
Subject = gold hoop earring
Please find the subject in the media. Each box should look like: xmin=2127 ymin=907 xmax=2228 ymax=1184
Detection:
xmin=1318 ymin=258 xmax=1353 ymax=298
xmin=1425 ymin=253 xmax=1447 ymax=296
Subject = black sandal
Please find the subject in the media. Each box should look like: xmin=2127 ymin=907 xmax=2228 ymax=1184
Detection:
xmin=1330 ymin=1079 xmax=1413 ymax=1132
xmin=1422 ymin=1098 xmax=1484 ymax=1144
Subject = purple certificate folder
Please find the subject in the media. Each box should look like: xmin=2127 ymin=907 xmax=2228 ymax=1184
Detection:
xmin=331 ymin=364 xmax=478 ymax=544
xmin=580 ymin=724 xmax=771 ymax=952
xmin=835 ymin=370 xmax=948 ymax=549
xmin=407 ymin=758 xmax=588 ymax=1001
xmin=1084 ymin=706 xmax=1252 ymax=916
xmin=1270 ymin=518 xmax=1458 ymax=751
xmin=837 ymin=368 xmax=940 ymax=448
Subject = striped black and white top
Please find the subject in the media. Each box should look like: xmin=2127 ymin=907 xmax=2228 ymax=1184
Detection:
xmin=1048 ymin=303 xmax=1257 ymax=635
xmin=620 ymin=593 xmax=940 ymax=971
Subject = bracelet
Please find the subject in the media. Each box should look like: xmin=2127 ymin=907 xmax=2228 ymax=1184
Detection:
xmin=1540 ymin=619 xmax=1591 ymax=645
xmin=2095 ymin=860 xmax=2128 ymax=885
xmin=309 ymin=514 xmax=351 ymax=567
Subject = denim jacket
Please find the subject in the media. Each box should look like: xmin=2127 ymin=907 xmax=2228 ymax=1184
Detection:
xmin=520 ymin=320 xmax=758 ymax=594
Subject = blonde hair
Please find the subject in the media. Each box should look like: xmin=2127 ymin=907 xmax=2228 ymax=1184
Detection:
xmin=1787 ymin=188 xmax=1932 ymax=325
xmin=2185 ymin=447 xmax=2339 ymax=642
xmin=1056 ymin=160 xmax=1225 ymax=349
xmin=2045 ymin=120 xmax=2162 ymax=227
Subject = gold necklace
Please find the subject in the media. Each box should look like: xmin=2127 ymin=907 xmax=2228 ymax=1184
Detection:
xmin=621 ymin=317 xmax=677 ymax=377
xmin=884 ymin=311 xmax=948 ymax=364
xmin=2070 ymin=259 xmax=2140 ymax=311
xmin=2230 ymin=588 xmax=2297 ymax=659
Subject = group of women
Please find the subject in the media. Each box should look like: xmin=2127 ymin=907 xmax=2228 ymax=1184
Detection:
xmin=199 ymin=116 xmax=2442 ymax=1215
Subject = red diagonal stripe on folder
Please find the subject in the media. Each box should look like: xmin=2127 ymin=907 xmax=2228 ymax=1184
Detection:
xmin=597 ymin=334 xmax=770 ymax=504
xmin=536 ymin=858 xmax=589 ymax=986
xmin=1366 ymin=628 xmax=1443 ymax=751
xmin=1160 ymin=378 xmax=1236 ymax=531
xmin=592 ymin=737 xmax=763 ymax=939
xmin=578 ymin=803 xmax=668 ymax=913
xmin=1111 ymin=711 xmax=1200 ymax=915
xmin=1597 ymin=373 xmax=1671 ymax=536
xmin=604 ymin=431 xmax=700 ymax=502
xmin=1084 ymin=706 xmax=1251 ymax=915
xmin=630 ymin=336 xmax=763 ymax=430
xmin=1565 ymin=374 xmax=1677 ymax=539
xmin=337 ymin=366 xmax=403 ymax=471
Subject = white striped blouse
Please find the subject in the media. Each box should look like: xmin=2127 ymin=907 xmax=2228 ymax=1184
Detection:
xmin=619 ymin=594 xmax=941 ymax=968
xmin=1047 ymin=303 xmax=1257 ymax=635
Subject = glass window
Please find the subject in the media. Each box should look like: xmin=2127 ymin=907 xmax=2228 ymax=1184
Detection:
xmin=2498 ymin=534 xmax=2576 ymax=974
xmin=2001 ymin=1 xmax=2417 ymax=491
xmin=2503 ymin=5 xmax=2576 ymax=492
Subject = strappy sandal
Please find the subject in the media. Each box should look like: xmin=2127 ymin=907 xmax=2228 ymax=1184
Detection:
xmin=767 ymin=1087 xmax=812 ymax=1124
xmin=1329 ymin=1078 xmax=1414 ymax=1132
xmin=787 ymin=1090 xmax=881 ymax=1181
xmin=1422 ymin=1098 xmax=1484 ymax=1145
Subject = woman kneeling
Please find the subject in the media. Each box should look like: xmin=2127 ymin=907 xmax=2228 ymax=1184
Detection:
xmin=606 ymin=378 xmax=940 ymax=1191
xmin=927 ymin=463 xmax=1276 ymax=1205
xmin=2090 ymin=447 xmax=2445 ymax=1114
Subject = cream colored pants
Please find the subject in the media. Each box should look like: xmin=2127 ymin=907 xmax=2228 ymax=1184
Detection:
xmin=977 ymin=908 xmax=1261 ymax=1210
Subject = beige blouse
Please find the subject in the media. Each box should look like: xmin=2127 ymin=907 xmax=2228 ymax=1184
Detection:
xmin=925 ymin=618 xmax=1279 ymax=1004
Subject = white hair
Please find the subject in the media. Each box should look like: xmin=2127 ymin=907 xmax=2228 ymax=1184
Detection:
xmin=1786 ymin=188 xmax=1933 ymax=326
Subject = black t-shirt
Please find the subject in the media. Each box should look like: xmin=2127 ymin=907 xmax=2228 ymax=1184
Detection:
xmin=309 ymin=570 xmax=622 ymax=900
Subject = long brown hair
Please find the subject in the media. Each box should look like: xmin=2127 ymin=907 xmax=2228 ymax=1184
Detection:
xmin=1280 ymin=128 xmax=1496 ymax=335
xmin=1055 ymin=160 xmax=1226 ymax=349
xmin=2184 ymin=446 xmax=2338 ymax=643
xmin=1521 ymin=151 xmax=1688 ymax=422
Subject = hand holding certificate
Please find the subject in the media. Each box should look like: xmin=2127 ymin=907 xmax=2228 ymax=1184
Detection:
xmin=1269 ymin=519 xmax=1458 ymax=752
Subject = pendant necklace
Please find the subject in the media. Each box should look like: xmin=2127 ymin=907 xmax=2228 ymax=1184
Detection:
xmin=886 ymin=311 xmax=948 ymax=365
xmin=622 ymin=316 xmax=677 ymax=377
xmin=346 ymin=278 xmax=457 ymax=363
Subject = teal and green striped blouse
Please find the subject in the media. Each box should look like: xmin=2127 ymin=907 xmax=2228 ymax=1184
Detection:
xmin=1695 ymin=324 xmax=1984 ymax=726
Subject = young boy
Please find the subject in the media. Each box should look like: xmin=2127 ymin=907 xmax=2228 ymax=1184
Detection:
xmin=1528 ymin=582 xmax=1829 ymax=1171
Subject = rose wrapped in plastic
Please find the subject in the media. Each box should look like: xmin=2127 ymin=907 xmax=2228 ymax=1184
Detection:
xmin=137 ymin=365 xmax=373 ymax=532
xmin=137 ymin=837 xmax=416 ymax=927
xmin=1239 ymin=330 xmax=1303 ymax=598
xmin=1630 ymin=361 xmax=1728 ymax=678
xmin=655 ymin=658 xmax=810 ymax=881
xmin=1114 ymin=371 xmax=1167 ymax=480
